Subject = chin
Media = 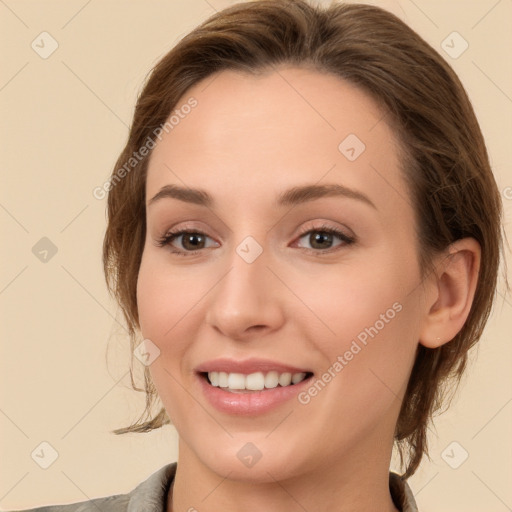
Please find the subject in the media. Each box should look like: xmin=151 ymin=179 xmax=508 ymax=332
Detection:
xmin=190 ymin=434 xmax=310 ymax=483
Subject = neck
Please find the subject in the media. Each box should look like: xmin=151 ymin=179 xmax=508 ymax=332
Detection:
xmin=168 ymin=425 xmax=400 ymax=512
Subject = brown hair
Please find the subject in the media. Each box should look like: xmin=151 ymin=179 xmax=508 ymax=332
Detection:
xmin=103 ymin=0 xmax=504 ymax=478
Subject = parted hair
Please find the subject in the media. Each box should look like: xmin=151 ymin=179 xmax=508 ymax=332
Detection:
xmin=103 ymin=0 xmax=504 ymax=478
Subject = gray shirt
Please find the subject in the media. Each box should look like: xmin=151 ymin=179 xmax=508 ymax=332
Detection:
xmin=13 ymin=463 xmax=418 ymax=512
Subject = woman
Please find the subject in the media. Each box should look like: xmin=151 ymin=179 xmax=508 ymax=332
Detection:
xmin=18 ymin=0 xmax=503 ymax=511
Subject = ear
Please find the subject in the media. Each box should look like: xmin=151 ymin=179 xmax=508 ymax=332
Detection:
xmin=419 ymin=238 xmax=481 ymax=349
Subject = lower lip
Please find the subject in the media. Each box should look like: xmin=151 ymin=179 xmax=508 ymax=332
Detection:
xmin=197 ymin=373 xmax=312 ymax=416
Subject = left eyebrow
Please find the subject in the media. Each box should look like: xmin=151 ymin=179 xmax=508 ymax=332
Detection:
xmin=276 ymin=183 xmax=377 ymax=210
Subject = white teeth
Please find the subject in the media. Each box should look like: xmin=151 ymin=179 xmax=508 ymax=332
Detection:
xmin=218 ymin=372 xmax=228 ymax=388
xmin=264 ymin=371 xmax=279 ymax=389
xmin=246 ymin=372 xmax=265 ymax=391
xmin=278 ymin=372 xmax=292 ymax=386
xmin=209 ymin=371 xmax=219 ymax=387
xmin=207 ymin=370 xmax=309 ymax=391
xmin=227 ymin=373 xmax=245 ymax=390
xmin=292 ymin=372 xmax=306 ymax=384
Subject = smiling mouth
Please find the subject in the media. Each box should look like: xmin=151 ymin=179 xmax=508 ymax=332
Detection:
xmin=201 ymin=371 xmax=314 ymax=393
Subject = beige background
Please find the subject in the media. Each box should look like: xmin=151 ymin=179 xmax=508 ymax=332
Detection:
xmin=1 ymin=0 xmax=511 ymax=510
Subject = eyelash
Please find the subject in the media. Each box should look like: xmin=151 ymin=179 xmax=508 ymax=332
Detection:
xmin=156 ymin=224 xmax=356 ymax=257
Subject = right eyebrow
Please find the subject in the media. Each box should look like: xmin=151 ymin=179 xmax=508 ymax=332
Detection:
xmin=148 ymin=184 xmax=213 ymax=208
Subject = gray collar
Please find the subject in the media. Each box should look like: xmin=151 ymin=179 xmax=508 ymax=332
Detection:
xmin=127 ymin=464 xmax=418 ymax=512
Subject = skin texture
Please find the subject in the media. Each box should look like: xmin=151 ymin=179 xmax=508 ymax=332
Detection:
xmin=136 ymin=67 xmax=480 ymax=512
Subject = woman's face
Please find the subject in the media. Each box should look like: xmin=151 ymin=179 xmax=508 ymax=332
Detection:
xmin=137 ymin=67 xmax=429 ymax=481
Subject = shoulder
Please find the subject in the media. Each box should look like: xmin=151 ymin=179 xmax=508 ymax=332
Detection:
xmin=11 ymin=494 xmax=130 ymax=512
xmin=10 ymin=463 xmax=177 ymax=512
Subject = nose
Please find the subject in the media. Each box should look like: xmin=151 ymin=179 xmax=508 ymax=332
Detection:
xmin=204 ymin=247 xmax=285 ymax=341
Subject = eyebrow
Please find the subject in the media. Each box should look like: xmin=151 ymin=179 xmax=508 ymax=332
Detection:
xmin=148 ymin=184 xmax=212 ymax=207
xmin=148 ymin=183 xmax=377 ymax=210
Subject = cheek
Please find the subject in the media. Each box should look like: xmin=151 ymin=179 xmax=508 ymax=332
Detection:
xmin=136 ymin=250 xmax=203 ymax=340
xmin=292 ymin=247 xmax=421 ymax=417
xmin=136 ymin=252 xmax=201 ymax=424
xmin=296 ymin=246 xmax=419 ymax=352
xmin=136 ymin=248 xmax=222 ymax=379
xmin=135 ymin=251 xmax=197 ymax=405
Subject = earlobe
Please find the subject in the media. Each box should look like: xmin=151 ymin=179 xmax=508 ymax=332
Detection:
xmin=419 ymin=238 xmax=481 ymax=349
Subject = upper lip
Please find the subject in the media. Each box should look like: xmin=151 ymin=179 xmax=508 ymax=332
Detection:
xmin=195 ymin=358 xmax=312 ymax=375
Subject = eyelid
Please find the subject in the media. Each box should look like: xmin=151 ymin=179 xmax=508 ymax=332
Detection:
xmin=158 ymin=220 xmax=217 ymax=242
xmin=294 ymin=219 xmax=355 ymax=241
xmin=294 ymin=221 xmax=354 ymax=239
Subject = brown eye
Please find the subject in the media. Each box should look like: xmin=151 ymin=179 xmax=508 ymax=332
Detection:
xmin=156 ymin=229 xmax=220 ymax=254
xmin=308 ymin=231 xmax=334 ymax=250
xmin=296 ymin=228 xmax=354 ymax=252
xmin=180 ymin=233 xmax=207 ymax=250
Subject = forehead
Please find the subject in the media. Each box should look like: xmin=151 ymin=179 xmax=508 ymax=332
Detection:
xmin=146 ymin=67 xmax=409 ymax=214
